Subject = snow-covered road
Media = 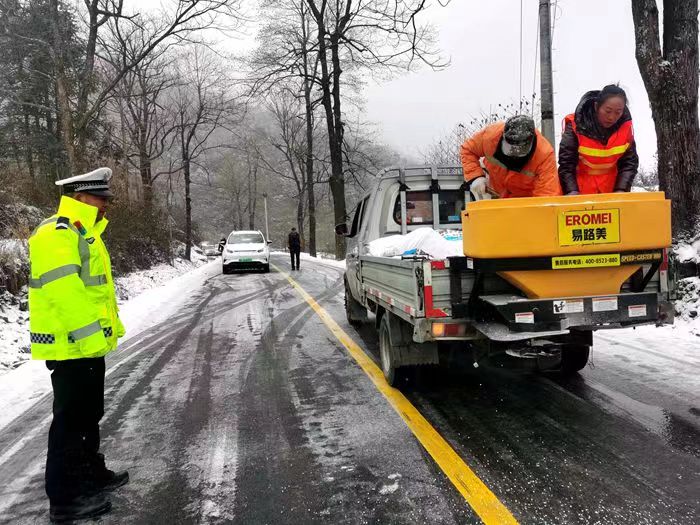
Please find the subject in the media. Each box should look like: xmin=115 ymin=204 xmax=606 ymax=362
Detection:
xmin=0 ymin=254 xmax=698 ymax=524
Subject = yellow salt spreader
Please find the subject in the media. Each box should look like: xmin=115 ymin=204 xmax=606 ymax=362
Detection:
xmin=452 ymin=191 xmax=674 ymax=370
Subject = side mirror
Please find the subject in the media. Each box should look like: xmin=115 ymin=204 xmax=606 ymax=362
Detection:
xmin=335 ymin=223 xmax=350 ymax=237
xmin=267 ymin=240 xmax=272 ymax=245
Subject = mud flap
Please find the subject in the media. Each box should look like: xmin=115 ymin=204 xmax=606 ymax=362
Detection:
xmin=386 ymin=312 xmax=438 ymax=366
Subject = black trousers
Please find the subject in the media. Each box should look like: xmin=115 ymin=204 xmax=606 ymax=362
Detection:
xmin=45 ymin=356 xmax=106 ymax=503
xmin=290 ymin=249 xmax=300 ymax=269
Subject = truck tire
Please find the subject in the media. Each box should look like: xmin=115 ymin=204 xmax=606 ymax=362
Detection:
xmin=379 ymin=313 xmax=406 ymax=387
xmin=560 ymin=344 xmax=590 ymax=375
xmin=345 ymin=282 xmax=367 ymax=326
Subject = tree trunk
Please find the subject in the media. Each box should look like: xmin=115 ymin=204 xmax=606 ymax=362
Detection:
xmin=50 ymin=0 xmax=75 ymax=172
xmin=139 ymin=148 xmax=153 ymax=207
xmin=329 ymin=35 xmax=347 ymax=259
xmin=181 ymin=121 xmax=192 ymax=261
xmin=297 ymin=194 xmax=306 ymax=250
xmin=652 ymin=99 xmax=700 ymax=235
xmin=248 ymin=164 xmax=258 ymax=229
xmin=304 ymin=75 xmax=317 ymax=257
xmin=23 ymin=112 xmax=35 ymax=180
xmin=184 ymin=157 xmax=192 ymax=261
xmin=316 ymin=29 xmax=346 ymax=259
xmin=632 ymin=0 xmax=700 ymax=236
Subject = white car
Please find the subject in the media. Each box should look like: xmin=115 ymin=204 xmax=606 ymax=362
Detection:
xmin=222 ymin=230 xmax=270 ymax=274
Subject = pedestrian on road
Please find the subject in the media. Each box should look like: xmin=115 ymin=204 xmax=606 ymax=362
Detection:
xmin=28 ymin=167 xmax=128 ymax=523
xmin=288 ymin=227 xmax=301 ymax=270
xmin=558 ymin=84 xmax=639 ymax=195
xmin=460 ymin=114 xmax=562 ymax=199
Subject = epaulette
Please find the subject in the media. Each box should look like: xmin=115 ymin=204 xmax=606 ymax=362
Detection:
xmin=55 ymin=217 xmax=70 ymax=230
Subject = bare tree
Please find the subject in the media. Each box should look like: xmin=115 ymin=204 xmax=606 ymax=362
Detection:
xmin=49 ymin=0 xmax=242 ymax=171
xmin=303 ymin=0 xmax=446 ymax=258
xmin=109 ymin=38 xmax=175 ymax=208
xmin=167 ymin=47 xmax=236 ymax=260
xmin=421 ymin=99 xmax=538 ymax=165
xmin=249 ymin=0 xmax=321 ymax=255
xmin=632 ymin=0 xmax=699 ymax=235
xmin=263 ymin=93 xmax=311 ymax=246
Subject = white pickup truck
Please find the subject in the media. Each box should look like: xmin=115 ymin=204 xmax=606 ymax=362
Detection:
xmin=336 ymin=166 xmax=674 ymax=386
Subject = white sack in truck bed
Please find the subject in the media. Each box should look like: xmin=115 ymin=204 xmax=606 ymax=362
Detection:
xmin=367 ymin=227 xmax=463 ymax=259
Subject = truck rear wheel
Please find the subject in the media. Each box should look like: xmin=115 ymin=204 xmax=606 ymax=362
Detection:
xmin=345 ymin=282 xmax=367 ymax=326
xmin=560 ymin=344 xmax=590 ymax=375
xmin=379 ymin=313 xmax=406 ymax=387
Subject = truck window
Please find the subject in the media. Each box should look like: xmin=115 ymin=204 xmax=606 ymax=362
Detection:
xmin=349 ymin=200 xmax=364 ymax=237
xmin=358 ymin=197 xmax=369 ymax=230
xmin=393 ymin=190 xmax=464 ymax=225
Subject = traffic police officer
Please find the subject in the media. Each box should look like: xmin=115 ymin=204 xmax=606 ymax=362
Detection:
xmin=29 ymin=167 xmax=128 ymax=522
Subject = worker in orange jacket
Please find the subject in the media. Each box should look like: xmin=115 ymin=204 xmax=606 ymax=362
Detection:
xmin=460 ymin=115 xmax=562 ymax=199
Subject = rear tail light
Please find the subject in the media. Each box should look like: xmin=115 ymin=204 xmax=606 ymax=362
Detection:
xmin=431 ymin=322 xmax=467 ymax=338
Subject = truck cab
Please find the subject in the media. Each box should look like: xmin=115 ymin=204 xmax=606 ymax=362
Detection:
xmin=343 ymin=167 xmax=466 ymax=301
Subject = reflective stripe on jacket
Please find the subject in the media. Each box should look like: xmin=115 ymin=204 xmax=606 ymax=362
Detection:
xmin=28 ymin=196 xmax=125 ymax=360
xmin=562 ymin=114 xmax=635 ymax=194
xmin=460 ymin=122 xmax=561 ymax=198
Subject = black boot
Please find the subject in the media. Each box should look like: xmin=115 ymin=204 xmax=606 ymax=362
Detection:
xmin=91 ymin=453 xmax=129 ymax=492
xmin=96 ymin=468 xmax=129 ymax=491
xmin=50 ymin=493 xmax=111 ymax=523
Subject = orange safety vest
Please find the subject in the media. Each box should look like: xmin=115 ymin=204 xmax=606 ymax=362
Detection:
xmin=564 ymin=114 xmax=633 ymax=194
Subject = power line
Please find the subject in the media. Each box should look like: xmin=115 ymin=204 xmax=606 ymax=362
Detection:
xmin=519 ymin=0 xmax=524 ymax=112
xmin=551 ymin=0 xmax=560 ymax=45
xmin=532 ymin=6 xmax=540 ymax=116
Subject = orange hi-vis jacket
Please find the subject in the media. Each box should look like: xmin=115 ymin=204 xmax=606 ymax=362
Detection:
xmin=563 ymin=114 xmax=634 ymax=194
xmin=460 ymin=122 xmax=561 ymax=198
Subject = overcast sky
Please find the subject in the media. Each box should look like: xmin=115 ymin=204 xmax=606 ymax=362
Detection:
xmin=138 ymin=0 xmax=658 ymax=168
xmin=363 ymin=0 xmax=658 ymax=169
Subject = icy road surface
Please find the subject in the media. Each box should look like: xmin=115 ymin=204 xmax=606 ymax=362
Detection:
xmin=0 ymin=254 xmax=698 ymax=524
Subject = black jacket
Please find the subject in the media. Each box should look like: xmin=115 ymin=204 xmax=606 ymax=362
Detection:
xmin=558 ymin=90 xmax=639 ymax=193
xmin=288 ymin=231 xmax=301 ymax=251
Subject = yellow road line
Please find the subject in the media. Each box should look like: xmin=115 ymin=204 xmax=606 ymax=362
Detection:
xmin=272 ymin=263 xmax=518 ymax=525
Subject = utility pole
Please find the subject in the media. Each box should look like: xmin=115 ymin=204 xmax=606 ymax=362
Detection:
xmin=539 ymin=0 xmax=555 ymax=147
xmin=263 ymin=193 xmax=270 ymax=243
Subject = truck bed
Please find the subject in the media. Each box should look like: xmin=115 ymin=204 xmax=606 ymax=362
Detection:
xmin=359 ymin=254 xmax=666 ymax=326
xmin=360 ymin=255 xmax=514 ymax=321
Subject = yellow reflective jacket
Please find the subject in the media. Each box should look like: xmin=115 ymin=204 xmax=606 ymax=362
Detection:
xmin=28 ymin=196 xmax=125 ymax=360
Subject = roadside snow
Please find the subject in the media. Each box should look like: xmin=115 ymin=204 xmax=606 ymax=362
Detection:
xmin=0 ymin=257 xmax=219 ymax=432
xmin=299 ymin=252 xmax=347 ymax=270
xmin=674 ymin=277 xmax=700 ymax=321
xmin=273 ymin=251 xmax=347 ymax=270
xmin=114 ymin=255 xmax=208 ymax=301
xmin=675 ymin=243 xmax=700 ymax=264
xmin=0 ymin=291 xmax=30 ymax=373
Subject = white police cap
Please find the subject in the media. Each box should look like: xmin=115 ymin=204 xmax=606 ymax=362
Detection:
xmin=55 ymin=167 xmax=114 ymax=198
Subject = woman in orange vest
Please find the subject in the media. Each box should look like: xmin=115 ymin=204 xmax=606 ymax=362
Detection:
xmin=558 ymin=85 xmax=639 ymax=194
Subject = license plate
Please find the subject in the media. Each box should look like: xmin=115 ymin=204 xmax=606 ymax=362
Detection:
xmin=552 ymin=253 xmax=620 ymax=269
xmin=240 ymin=258 xmax=253 ymax=262
xmin=558 ymin=209 xmax=620 ymax=246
